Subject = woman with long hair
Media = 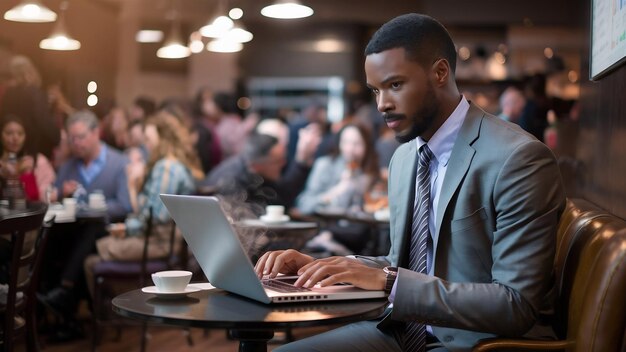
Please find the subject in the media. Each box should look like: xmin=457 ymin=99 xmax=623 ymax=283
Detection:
xmin=296 ymin=122 xmax=379 ymax=214
xmin=0 ymin=56 xmax=59 ymax=159
xmin=296 ymin=122 xmax=380 ymax=254
xmin=92 ymin=110 xmax=203 ymax=262
xmin=0 ymin=114 xmax=55 ymax=201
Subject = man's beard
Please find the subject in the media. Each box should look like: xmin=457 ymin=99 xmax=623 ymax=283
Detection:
xmin=389 ymin=87 xmax=439 ymax=144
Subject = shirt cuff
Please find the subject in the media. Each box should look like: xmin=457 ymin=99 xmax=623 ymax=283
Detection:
xmin=388 ymin=276 xmax=398 ymax=303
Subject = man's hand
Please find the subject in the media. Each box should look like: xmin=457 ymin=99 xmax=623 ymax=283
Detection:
xmin=295 ymin=256 xmax=386 ymax=291
xmin=62 ymin=180 xmax=79 ymax=197
xmin=254 ymin=249 xmax=315 ymax=278
xmin=294 ymin=123 xmax=322 ymax=166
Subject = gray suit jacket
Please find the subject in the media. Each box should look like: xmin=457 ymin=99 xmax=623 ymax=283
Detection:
xmin=371 ymin=103 xmax=565 ymax=351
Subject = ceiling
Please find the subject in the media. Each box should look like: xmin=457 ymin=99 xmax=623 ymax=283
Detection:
xmin=95 ymin=0 xmax=586 ymax=29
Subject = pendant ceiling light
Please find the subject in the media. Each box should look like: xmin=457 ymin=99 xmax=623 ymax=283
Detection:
xmin=4 ymin=0 xmax=57 ymax=23
xmin=261 ymin=0 xmax=313 ymax=19
xmin=39 ymin=2 xmax=80 ymax=51
xmin=157 ymin=16 xmax=190 ymax=59
xmin=199 ymin=0 xmax=233 ymax=38
xmin=207 ymin=39 xmax=243 ymax=53
xmin=157 ymin=0 xmax=189 ymax=59
xmin=224 ymin=22 xmax=253 ymax=43
xmin=199 ymin=15 xmax=233 ymax=38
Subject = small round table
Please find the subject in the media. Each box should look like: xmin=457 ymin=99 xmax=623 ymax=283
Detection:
xmin=113 ymin=288 xmax=388 ymax=352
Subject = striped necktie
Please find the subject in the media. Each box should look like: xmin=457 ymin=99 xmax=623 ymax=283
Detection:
xmin=405 ymin=144 xmax=434 ymax=352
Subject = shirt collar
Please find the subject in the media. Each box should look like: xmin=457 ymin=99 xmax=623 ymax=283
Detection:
xmin=416 ymin=95 xmax=469 ymax=166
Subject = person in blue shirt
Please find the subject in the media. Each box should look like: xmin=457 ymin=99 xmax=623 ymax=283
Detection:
xmin=39 ymin=110 xmax=133 ymax=340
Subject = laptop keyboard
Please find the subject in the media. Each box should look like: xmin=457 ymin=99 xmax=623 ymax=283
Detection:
xmin=262 ymin=279 xmax=311 ymax=293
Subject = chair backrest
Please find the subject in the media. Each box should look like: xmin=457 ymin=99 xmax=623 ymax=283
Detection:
xmin=0 ymin=203 xmax=48 ymax=350
xmin=556 ymin=198 xmax=608 ymax=263
xmin=139 ymin=208 xmax=178 ymax=286
xmin=139 ymin=207 xmax=154 ymax=287
xmin=472 ymin=200 xmax=626 ymax=352
xmin=566 ymin=225 xmax=626 ymax=351
xmin=552 ymin=198 xmax=614 ymax=337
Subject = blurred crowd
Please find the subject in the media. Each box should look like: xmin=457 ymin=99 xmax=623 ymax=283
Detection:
xmin=0 ymin=52 xmax=580 ymax=342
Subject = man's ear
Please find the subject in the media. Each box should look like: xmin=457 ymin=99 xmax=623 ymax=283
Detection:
xmin=431 ymin=59 xmax=450 ymax=86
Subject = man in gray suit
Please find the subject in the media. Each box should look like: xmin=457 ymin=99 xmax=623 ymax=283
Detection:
xmin=255 ymin=13 xmax=565 ymax=351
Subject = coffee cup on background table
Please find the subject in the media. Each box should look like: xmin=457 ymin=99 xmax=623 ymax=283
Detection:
xmin=88 ymin=192 xmax=106 ymax=209
xmin=151 ymin=270 xmax=192 ymax=293
xmin=63 ymin=198 xmax=77 ymax=215
xmin=265 ymin=205 xmax=285 ymax=221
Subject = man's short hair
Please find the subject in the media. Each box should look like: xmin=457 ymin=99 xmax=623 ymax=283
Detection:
xmin=66 ymin=109 xmax=99 ymax=131
xmin=242 ymin=133 xmax=279 ymax=164
xmin=365 ymin=13 xmax=457 ymax=75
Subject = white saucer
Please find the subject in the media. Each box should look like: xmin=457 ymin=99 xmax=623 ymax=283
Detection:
xmin=187 ymin=282 xmax=216 ymax=290
xmin=260 ymin=214 xmax=290 ymax=223
xmin=141 ymin=285 xmax=201 ymax=299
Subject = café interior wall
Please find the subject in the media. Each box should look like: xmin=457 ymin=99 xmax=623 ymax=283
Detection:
xmin=577 ymin=61 xmax=626 ymax=219
xmin=0 ymin=0 xmax=118 ymax=110
xmin=240 ymin=21 xmax=363 ymax=85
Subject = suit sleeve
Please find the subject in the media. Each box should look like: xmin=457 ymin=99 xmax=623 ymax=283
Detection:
xmin=393 ymin=140 xmax=565 ymax=336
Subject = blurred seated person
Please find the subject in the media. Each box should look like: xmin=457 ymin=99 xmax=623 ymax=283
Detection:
xmin=296 ymin=123 xmax=379 ymax=254
xmin=0 ymin=114 xmax=55 ymax=201
xmin=0 ymin=55 xmax=60 ymax=160
xmin=296 ymin=123 xmax=379 ymax=214
xmin=201 ymin=118 xmax=320 ymax=216
xmin=192 ymin=87 xmax=223 ymax=174
xmin=84 ymin=111 xmax=202 ymax=295
xmin=214 ymin=92 xmax=258 ymax=158
xmin=498 ymin=86 xmax=526 ymax=124
xmin=128 ymin=95 xmax=156 ymax=123
xmin=51 ymin=110 xmax=133 ymax=220
xmin=38 ymin=110 xmax=133 ymax=332
xmin=126 ymin=120 xmax=148 ymax=163
xmin=100 ymin=106 xmax=129 ymax=151
xmin=287 ymin=101 xmax=334 ymax=164
xmin=375 ymin=124 xmax=400 ymax=180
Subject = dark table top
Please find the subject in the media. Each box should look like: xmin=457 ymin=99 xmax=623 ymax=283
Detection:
xmin=315 ymin=208 xmax=390 ymax=225
xmin=113 ymin=287 xmax=388 ymax=331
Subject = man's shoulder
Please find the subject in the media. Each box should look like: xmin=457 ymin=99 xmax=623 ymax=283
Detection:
xmin=104 ymin=145 xmax=129 ymax=164
xmin=56 ymin=158 xmax=80 ymax=178
xmin=204 ymin=156 xmax=246 ymax=185
xmin=478 ymin=112 xmax=540 ymax=150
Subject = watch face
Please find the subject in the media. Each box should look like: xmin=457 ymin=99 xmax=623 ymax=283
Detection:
xmin=384 ymin=266 xmax=398 ymax=275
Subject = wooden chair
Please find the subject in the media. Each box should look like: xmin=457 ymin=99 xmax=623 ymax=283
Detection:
xmin=90 ymin=208 xmax=180 ymax=352
xmin=473 ymin=199 xmax=626 ymax=351
xmin=0 ymin=203 xmax=49 ymax=352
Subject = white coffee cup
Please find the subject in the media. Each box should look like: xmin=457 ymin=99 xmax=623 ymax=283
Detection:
xmin=89 ymin=193 xmax=106 ymax=209
xmin=151 ymin=270 xmax=192 ymax=293
xmin=265 ymin=205 xmax=285 ymax=220
xmin=63 ymin=198 xmax=77 ymax=215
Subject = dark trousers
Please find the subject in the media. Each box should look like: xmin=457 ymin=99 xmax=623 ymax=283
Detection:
xmin=43 ymin=220 xmax=107 ymax=290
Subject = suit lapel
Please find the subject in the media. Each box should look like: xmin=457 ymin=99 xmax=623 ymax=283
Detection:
xmin=391 ymin=144 xmax=417 ymax=267
xmin=433 ymin=104 xmax=484 ymax=255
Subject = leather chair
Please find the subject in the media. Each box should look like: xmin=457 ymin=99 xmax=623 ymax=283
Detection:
xmin=0 ymin=203 xmax=50 ymax=352
xmin=473 ymin=199 xmax=626 ymax=351
xmin=90 ymin=208 xmax=180 ymax=352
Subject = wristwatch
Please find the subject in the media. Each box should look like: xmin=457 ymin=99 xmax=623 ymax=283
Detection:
xmin=383 ymin=266 xmax=398 ymax=294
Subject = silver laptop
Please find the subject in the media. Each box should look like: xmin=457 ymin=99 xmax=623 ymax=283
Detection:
xmin=160 ymin=194 xmax=386 ymax=304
